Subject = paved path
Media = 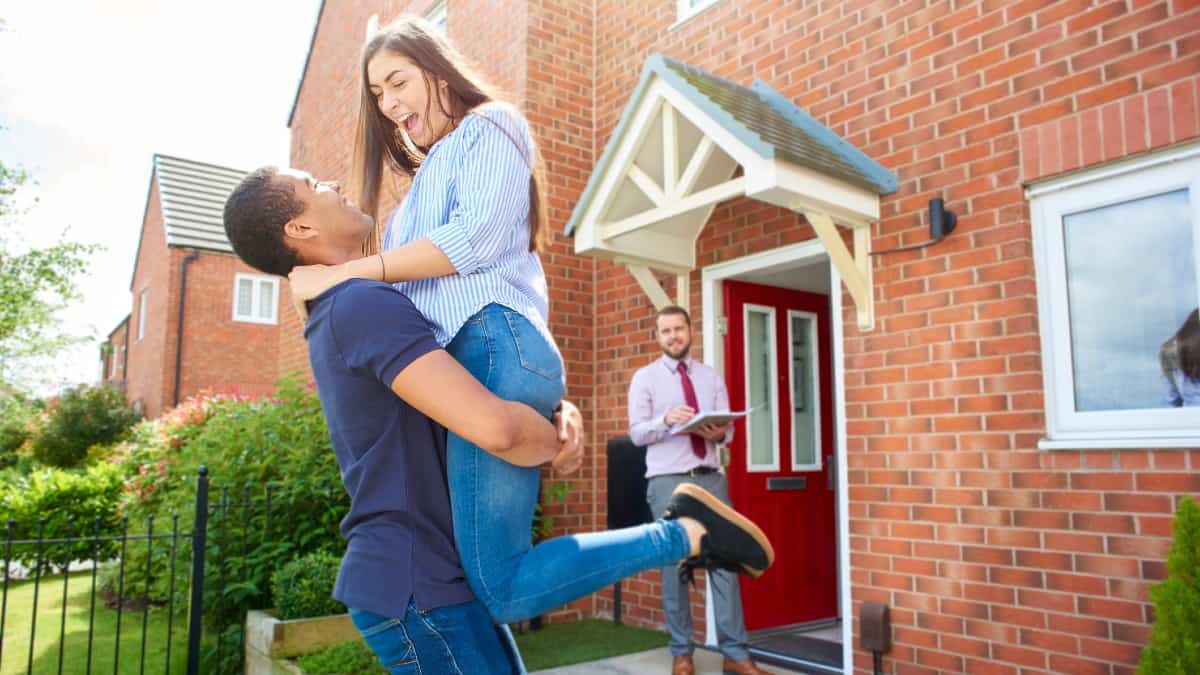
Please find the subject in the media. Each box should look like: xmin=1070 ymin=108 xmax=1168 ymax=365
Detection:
xmin=531 ymin=647 xmax=804 ymax=674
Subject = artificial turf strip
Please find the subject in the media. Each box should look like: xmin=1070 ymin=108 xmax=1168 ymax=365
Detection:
xmin=298 ymin=618 xmax=670 ymax=673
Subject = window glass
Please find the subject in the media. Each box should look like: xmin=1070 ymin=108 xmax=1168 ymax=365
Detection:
xmin=1062 ymin=189 xmax=1196 ymax=411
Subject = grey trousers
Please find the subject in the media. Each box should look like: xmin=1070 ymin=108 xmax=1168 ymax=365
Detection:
xmin=646 ymin=472 xmax=750 ymax=662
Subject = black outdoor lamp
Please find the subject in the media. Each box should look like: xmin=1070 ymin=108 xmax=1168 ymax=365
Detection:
xmin=870 ymin=197 xmax=958 ymax=256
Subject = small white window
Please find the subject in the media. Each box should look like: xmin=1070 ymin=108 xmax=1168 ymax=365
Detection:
xmin=1030 ymin=142 xmax=1200 ymax=449
xmin=674 ymin=0 xmax=722 ymax=27
xmin=425 ymin=1 xmax=447 ymax=33
xmin=233 ymin=274 xmax=279 ymax=325
xmin=137 ymin=290 xmax=148 ymax=341
xmin=744 ymin=303 xmax=780 ymax=472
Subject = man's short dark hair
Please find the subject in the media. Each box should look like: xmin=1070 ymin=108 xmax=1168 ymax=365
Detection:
xmin=656 ymin=305 xmax=691 ymax=326
xmin=223 ymin=167 xmax=305 ymax=276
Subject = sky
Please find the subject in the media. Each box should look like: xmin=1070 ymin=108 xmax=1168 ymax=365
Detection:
xmin=0 ymin=1 xmax=322 ymax=393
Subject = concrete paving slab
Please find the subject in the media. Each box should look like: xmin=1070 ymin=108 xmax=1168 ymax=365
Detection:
xmin=530 ymin=647 xmax=804 ymax=674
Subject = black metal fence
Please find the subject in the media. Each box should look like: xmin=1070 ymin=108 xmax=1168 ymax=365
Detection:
xmin=0 ymin=467 xmax=345 ymax=675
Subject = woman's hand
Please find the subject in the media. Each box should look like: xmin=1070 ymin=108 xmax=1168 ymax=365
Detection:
xmin=551 ymin=400 xmax=584 ymax=476
xmin=288 ymin=263 xmax=351 ymax=320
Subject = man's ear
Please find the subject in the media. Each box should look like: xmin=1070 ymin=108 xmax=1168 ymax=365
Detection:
xmin=283 ymin=216 xmax=319 ymax=242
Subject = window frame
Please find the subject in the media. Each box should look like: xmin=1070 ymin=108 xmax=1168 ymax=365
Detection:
xmin=1029 ymin=142 xmax=1200 ymax=449
xmin=671 ymin=0 xmax=724 ymax=29
xmin=137 ymin=290 xmax=148 ymax=342
xmin=232 ymin=273 xmax=280 ymax=326
xmin=425 ymin=1 xmax=447 ymax=34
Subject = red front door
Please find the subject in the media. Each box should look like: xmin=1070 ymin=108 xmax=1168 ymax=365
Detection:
xmin=724 ymin=279 xmax=837 ymax=630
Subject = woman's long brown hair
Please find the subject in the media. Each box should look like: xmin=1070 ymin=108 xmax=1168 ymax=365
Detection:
xmin=350 ymin=17 xmax=548 ymax=257
xmin=1161 ymin=308 xmax=1200 ymax=382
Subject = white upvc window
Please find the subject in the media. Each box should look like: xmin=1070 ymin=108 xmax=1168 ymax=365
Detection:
xmin=233 ymin=274 xmax=279 ymax=325
xmin=673 ymin=0 xmax=723 ymax=28
xmin=137 ymin=290 xmax=148 ymax=341
xmin=425 ymin=1 xmax=447 ymax=33
xmin=1029 ymin=142 xmax=1200 ymax=449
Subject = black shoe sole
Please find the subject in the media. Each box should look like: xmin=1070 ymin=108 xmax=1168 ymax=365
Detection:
xmin=670 ymin=483 xmax=775 ymax=577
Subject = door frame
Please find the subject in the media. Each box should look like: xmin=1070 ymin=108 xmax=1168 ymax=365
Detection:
xmin=701 ymin=240 xmax=851 ymax=670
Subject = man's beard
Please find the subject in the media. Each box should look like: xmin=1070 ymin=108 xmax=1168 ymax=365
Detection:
xmin=662 ymin=342 xmax=691 ymax=360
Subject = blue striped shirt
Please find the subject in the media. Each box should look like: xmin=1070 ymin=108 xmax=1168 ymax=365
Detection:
xmin=383 ymin=103 xmax=557 ymax=356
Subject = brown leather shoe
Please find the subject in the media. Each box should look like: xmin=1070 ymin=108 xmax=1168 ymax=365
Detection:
xmin=672 ymin=653 xmax=695 ymax=675
xmin=723 ymin=658 xmax=769 ymax=675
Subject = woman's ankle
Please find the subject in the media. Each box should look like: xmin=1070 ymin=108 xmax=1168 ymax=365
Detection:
xmin=677 ymin=517 xmax=706 ymax=557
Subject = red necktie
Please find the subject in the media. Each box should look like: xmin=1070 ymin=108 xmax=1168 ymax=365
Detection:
xmin=677 ymin=361 xmax=707 ymax=459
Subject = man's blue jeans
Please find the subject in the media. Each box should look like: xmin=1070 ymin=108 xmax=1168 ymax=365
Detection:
xmin=350 ymin=600 xmax=523 ymax=674
xmin=446 ymin=304 xmax=691 ymax=623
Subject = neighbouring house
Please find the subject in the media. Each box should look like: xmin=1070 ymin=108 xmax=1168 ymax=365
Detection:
xmin=277 ymin=2 xmax=1200 ymax=673
xmin=99 ymin=154 xmax=282 ymax=419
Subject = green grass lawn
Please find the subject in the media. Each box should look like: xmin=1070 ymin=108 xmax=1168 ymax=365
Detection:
xmin=298 ymin=618 xmax=669 ymax=674
xmin=0 ymin=574 xmax=188 ymax=675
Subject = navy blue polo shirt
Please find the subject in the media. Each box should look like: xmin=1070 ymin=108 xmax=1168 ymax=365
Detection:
xmin=305 ymin=279 xmax=474 ymax=620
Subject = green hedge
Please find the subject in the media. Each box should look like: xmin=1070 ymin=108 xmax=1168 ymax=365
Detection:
xmin=272 ymin=552 xmax=344 ymax=620
xmin=0 ymin=463 xmax=123 ymax=572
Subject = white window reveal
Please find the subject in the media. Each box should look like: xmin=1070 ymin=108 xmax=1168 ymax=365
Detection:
xmin=1029 ymin=142 xmax=1200 ymax=449
xmin=233 ymin=274 xmax=279 ymax=325
xmin=425 ymin=1 xmax=447 ymax=34
xmin=744 ymin=303 xmax=780 ymax=472
xmin=674 ymin=0 xmax=723 ymax=28
xmin=137 ymin=289 xmax=148 ymax=341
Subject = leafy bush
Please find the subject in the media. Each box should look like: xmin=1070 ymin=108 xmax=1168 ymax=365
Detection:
xmin=0 ymin=463 xmax=123 ymax=572
xmin=0 ymin=394 xmax=39 ymax=468
xmin=296 ymin=639 xmax=384 ymax=675
xmin=1139 ymin=496 xmax=1200 ymax=674
xmin=100 ymin=380 xmax=346 ymax=672
xmin=271 ymin=551 xmax=344 ymax=620
xmin=31 ymin=384 xmax=139 ymax=467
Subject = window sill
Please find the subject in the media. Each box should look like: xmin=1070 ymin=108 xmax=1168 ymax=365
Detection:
xmin=1038 ymin=436 xmax=1200 ymax=450
xmin=233 ymin=317 xmax=278 ymax=326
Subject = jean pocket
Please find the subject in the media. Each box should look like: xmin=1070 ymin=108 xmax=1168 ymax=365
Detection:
xmin=502 ymin=311 xmax=563 ymax=383
xmin=350 ymin=610 xmax=417 ymax=669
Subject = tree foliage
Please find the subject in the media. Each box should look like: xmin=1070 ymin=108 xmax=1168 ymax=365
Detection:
xmin=1139 ymin=496 xmax=1200 ymax=674
xmin=0 ymin=156 xmax=97 ymax=388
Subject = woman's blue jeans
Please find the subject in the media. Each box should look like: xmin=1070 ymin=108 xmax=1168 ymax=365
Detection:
xmin=350 ymin=599 xmax=523 ymax=674
xmin=446 ymin=304 xmax=690 ymax=623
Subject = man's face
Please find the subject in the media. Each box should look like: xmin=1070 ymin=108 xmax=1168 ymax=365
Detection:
xmin=275 ymin=169 xmax=374 ymax=248
xmin=655 ymin=313 xmax=692 ymax=360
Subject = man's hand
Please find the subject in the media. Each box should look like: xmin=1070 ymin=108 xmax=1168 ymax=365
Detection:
xmin=692 ymin=422 xmax=729 ymax=441
xmin=664 ymin=405 xmax=696 ymax=427
xmin=288 ymin=263 xmax=352 ymax=320
xmin=551 ymin=400 xmax=583 ymax=475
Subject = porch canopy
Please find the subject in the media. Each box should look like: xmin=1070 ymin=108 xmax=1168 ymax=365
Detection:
xmin=564 ymin=54 xmax=897 ymax=330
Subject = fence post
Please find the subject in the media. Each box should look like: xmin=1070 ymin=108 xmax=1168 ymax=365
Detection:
xmin=185 ymin=466 xmax=209 ymax=675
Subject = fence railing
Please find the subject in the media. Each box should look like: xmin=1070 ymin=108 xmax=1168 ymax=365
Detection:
xmin=0 ymin=467 xmax=345 ymax=675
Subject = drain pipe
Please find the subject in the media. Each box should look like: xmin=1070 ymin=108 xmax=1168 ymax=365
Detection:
xmin=173 ymin=248 xmax=201 ymax=407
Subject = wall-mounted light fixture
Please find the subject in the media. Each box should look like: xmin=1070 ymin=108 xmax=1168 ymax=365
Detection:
xmin=870 ymin=198 xmax=958 ymax=256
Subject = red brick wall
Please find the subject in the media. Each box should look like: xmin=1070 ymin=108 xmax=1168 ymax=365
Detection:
xmin=170 ymin=252 xmax=281 ymax=403
xmin=126 ymin=181 xmax=170 ymax=418
xmin=100 ymin=320 xmax=130 ymax=390
xmin=589 ymin=1 xmax=1200 ymax=673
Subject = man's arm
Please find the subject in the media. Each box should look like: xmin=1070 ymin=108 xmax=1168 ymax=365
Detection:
xmin=628 ymin=369 xmax=671 ymax=446
xmin=390 ymin=350 xmax=558 ymax=467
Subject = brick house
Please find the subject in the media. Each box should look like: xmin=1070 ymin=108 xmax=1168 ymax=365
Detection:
xmin=279 ymin=1 xmax=1200 ymax=673
xmin=100 ymin=154 xmax=282 ymax=418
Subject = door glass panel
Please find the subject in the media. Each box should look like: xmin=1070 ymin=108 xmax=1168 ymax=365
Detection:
xmin=1062 ymin=189 xmax=1198 ymax=411
xmin=745 ymin=306 xmax=777 ymax=470
xmin=790 ymin=312 xmax=819 ymax=469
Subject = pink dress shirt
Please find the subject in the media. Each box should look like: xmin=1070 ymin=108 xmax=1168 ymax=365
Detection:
xmin=628 ymin=354 xmax=735 ymax=478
